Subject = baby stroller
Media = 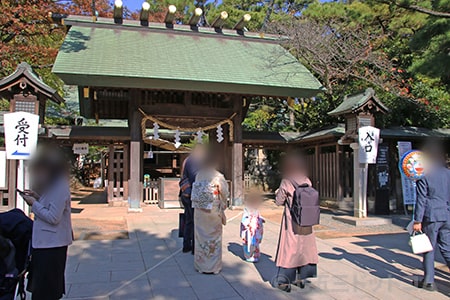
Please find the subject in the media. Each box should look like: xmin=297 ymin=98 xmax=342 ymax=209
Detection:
xmin=0 ymin=209 xmax=33 ymax=300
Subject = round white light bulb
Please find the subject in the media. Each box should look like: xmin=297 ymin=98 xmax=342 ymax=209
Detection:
xmin=243 ymin=14 xmax=251 ymax=22
xmin=168 ymin=5 xmax=177 ymax=14
xmin=142 ymin=2 xmax=150 ymax=10
xmin=114 ymin=0 xmax=123 ymax=8
xmin=194 ymin=8 xmax=203 ymax=16
xmin=220 ymin=11 xmax=228 ymax=20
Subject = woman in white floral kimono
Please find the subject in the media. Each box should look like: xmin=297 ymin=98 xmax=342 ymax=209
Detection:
xmin=191 ymin=153 xmax=229 ymax=274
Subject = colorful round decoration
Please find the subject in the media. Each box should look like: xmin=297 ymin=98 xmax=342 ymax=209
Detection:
xmin=399 ymin=150 xmax=426 ymax=181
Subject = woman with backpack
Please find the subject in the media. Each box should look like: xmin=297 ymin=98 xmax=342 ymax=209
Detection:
xmin=272 ymin=152 xmax=318 ymax=292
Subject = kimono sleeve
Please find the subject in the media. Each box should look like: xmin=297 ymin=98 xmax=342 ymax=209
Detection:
xmin=275 ymin=179 xmax=290 ymax=206
xmin=219 ymin=175 xmax=229 ymax=204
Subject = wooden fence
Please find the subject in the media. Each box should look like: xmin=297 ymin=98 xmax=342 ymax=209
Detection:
xmin=143 ymin=179 xmax=159 ymax=204
xmin=304 ymin=144 xmax=353 ymax=202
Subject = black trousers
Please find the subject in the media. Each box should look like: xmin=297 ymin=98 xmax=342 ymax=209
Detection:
xmin=181 ymin=196 xmax=194 ymax=251
xmin=273 ymin=264 xmax=317 ymax=286
xmin=28 ymin=246 xmax=68 ymax=300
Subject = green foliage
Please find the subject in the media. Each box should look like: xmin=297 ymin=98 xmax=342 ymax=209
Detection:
xmin=0 ymin=99 xmax=10 ymax=111
xmin=45 ymin=95 xmax=79 ymax=125
xmin=243 ymin=97 xmax=291 ymax=131
xmin=183 ymin=134 xmax=209 ymax=148
xmin=236 ymin=0 xmax=450 ymax=131
xmin=2 ymin=0 xmax=449 ymax=131
xmin=409 ymin=17 xmax=450 ymax=85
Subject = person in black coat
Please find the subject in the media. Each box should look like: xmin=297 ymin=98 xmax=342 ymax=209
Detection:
xmin=0 ymin=209 xmax=33 ymax=272
xmin=179 ymin=145 xmax=205 ymax=254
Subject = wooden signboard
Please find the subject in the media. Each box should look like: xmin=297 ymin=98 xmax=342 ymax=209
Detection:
xmin=375 ymin=144 xmax=390 ymax=215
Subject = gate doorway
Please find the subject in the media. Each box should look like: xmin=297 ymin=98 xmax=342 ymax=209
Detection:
xmin=105 ymin=145 xmax=129 ymax=202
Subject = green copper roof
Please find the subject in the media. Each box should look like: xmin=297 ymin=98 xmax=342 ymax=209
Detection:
xmin=52 ymin=22 xmax=323 ymax=98
xmin=328 ymin=88 xmax=388 ymax=116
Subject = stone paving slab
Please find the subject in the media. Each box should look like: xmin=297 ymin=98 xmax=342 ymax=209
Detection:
xmin=61 ymin=204 xmax=450 ymax=300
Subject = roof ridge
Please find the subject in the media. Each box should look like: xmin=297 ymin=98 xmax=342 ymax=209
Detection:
xmin=63 ymin=15 xmax=284 ymax=43
xmin=0 ymin=62 xmax=64 ymax=104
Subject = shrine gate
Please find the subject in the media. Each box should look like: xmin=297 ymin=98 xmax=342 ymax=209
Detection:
xmin=51 ymin=13 xmax=323 ymax=207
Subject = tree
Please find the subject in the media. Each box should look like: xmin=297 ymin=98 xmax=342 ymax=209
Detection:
xmin=243 ymin=97 xmax=291 ymax=131
xmin=271 ymin=19 xmax=397 ymax=96
xmin=377 ymin=0 xmax=450 ymax=18
xmin=0 ymin=0 xmax=115 ymax=125
xmin=266 ymin=1 xmax=450 ymax=129
xmin=0 ymin=0 xmax=115 ymax=90
xmin=0 ymin=1 xmax=64 ymax=85
xmin=59 ymin=0 xmax=113 ymax=17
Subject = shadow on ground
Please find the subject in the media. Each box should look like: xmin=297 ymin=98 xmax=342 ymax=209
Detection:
xmin=320 ymin=233 xmax=450 ymax=297
xmin=66 ymin=228 xmax=287 ymax=299
xmin=227 ymin=242 xmax=276 ymax=282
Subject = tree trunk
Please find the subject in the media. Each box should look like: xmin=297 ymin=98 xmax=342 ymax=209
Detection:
xmin=261 ymin=0 xmax=275 ymax=32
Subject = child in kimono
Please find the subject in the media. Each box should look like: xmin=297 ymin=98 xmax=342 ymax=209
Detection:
xmin=240 ymin=192 xmax=264 ymax=263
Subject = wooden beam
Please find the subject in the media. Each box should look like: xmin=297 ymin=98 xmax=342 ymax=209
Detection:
xmin=140 ymin=104 xmax=234 ymax=120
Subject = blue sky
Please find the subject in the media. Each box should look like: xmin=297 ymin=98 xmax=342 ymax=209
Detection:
xmin=126 ymin=0 xmax=145 ymax=11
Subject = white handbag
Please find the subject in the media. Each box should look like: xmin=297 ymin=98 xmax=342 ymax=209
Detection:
xmin=410 ymin=231 xmax=433 ymax=254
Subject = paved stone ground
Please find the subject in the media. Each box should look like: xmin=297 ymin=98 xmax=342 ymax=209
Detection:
xmin=61 ymin=197 xmax=450 ymax=300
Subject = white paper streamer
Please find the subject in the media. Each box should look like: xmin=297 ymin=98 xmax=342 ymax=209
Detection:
xmin=216 ymin=125 xmax=224 ymax=143
xmin=153 ymin=122 xmax=160 ymax=140
xmin=196 ymin=130 xmax=204 ymax=144
xmin=174 ymin=129 xmax=181 ymax=148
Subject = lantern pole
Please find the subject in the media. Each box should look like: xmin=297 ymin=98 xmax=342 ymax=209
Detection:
xmin=92 ymin=0 xmax=97 ymax=21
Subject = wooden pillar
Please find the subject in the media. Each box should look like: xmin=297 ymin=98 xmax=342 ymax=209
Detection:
xmin=128 ymin=92 xmax=143 ymax=211
xmin=7 ymin=160 xmax=16 ymax=210
xmin=336 ymin=143 xmax=343 ymax=202
xmin=314 ymin=145 xmax=319 ymax=188
xmin=107 ymin=144 xmax=114 ymax=203
xmin=231 ymin=97 xmax=243 ymax=206
xmin=217 ymin=125 xmax=232 ymax=180
xmin=129 ymin=141 xmax=142 ymax=209
xmin=123 ymin=144 xmax=129 ymax=200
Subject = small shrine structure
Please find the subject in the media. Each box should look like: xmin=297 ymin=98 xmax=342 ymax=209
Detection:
xmin=0 ymin=62 xmax=64 ymax=208
xmin=329 ymin=88 xmax=388 ymax=217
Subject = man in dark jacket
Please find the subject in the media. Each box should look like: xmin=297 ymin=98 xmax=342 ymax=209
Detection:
xmin=179 ymin=145 xmax=205 ymax=253
xmin=413 ymin=142 xmax=450 ymax=291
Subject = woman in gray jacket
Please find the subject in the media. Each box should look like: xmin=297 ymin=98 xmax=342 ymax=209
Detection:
xmin=22 ymin=145 xmax=72 ymax=300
